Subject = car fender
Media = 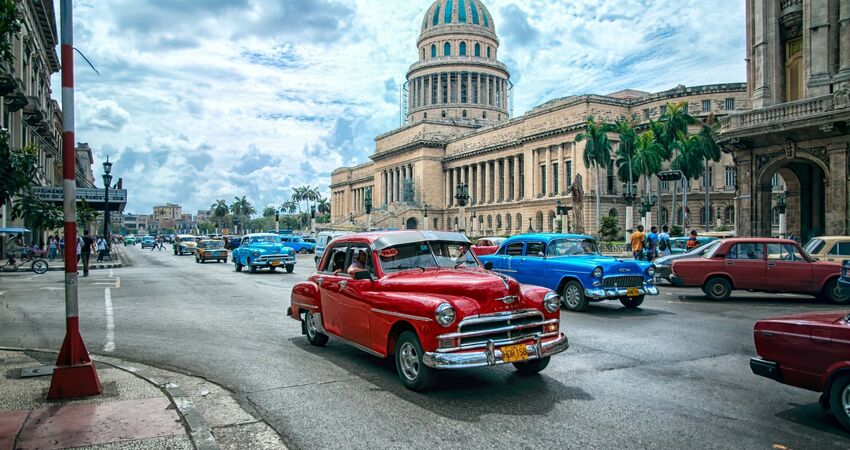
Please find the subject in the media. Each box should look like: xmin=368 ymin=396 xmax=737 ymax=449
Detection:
xmin=555 ymin=274 xmax=586 ymax=294
xmin=290 ymin=281 xmax=320 ymax=321
xmin=699 ymin=272 xmax=736 ymax=287
xmin=822 ymin=360 xmax=850 ymax=392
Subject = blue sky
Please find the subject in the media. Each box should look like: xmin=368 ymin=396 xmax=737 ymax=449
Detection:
xmin=54 ymin=0 xmax=746 ymax=215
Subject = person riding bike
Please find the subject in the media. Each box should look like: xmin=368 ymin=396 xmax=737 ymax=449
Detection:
xmin=5 ymin=235 xmax=24 ymax=266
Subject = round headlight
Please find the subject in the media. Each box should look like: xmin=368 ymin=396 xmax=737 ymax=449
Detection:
xmin=544 ymin=292 xmax=561 ymax=313
xmin=592 ymin=267 xmax=603 ymax=278
xmin=253 ymin=251 xmax=260 ymax=257
xmin=647 ymin=265 xmax=656 ymax=276
xmin=435 ymin=303 xmax=456 ymax=327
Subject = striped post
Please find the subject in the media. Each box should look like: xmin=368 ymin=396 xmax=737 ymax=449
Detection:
xmin=48 ymin=0 xmax=102 ymax=399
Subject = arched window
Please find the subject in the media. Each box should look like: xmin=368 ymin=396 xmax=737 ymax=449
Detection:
xmin=506 ymin=214 xmax=512 ymax=231
xmin=444 ymin=42 xmax=451 ymax=56
xmin=474 ymin=43 xmax=481 ymax=57
xmin=487 ymin=215 xmax=493 ymax=230
xmin=536 ymin=211 xmax=544 ymax=232
xmin=482 ymin=111 xmax=487 ymax=119
xmin=431 ymin=44 xmax=437 ymax=58
xmin=441 ymin=110 xmax=447 ymax=118
xmin=772 ymin=207 xmax=780 ymax=227
xmin=548 ymin=211 xmax=556 ymax=232
xmin=699 ymin=207 xmax=707 ymax=226
xmin=454 ymin=217 xmax=459 ymax=229
xmin=421 ymin=48 xmax=425 ymax=61
xmin=423 ymin=113 xmax=427 ymax=119
xmin=516 ymin=213 xmax=523 ymax=232
xmin=608 ymin=208 xmax=618 ymax=218
xmin=725 ymin=206 xmax=735 ymax=224
xmin=459 ymin=42 xmax=467 ymax=56
xmin=434 ymin=218 xmax=439 ymax=230
xmin=486 ymin=47 xmax=491 ymax=59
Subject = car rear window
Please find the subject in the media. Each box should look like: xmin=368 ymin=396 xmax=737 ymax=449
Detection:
xmin=828 ymin=242 xmax=850 ymax=256
xmin=727 ymin=243 xmax=764 ymax=260
xmin=504 ymin=243 xmax=523 ymax=256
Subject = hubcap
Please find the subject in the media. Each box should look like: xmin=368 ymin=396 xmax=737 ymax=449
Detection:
xmin=305 ymin=313 xmax=317 ymax=338
xmin=711 ymin=283 xmax=725 ymax=296
xmin=833 ymin=285 xmax=848 ymax=302
xmin=399 ymin=342 xmax=419 ymax=381
xmin=565 ymin=285 xmax=581 ymax=307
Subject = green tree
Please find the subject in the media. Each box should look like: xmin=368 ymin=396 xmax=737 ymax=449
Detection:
xmin=614 ymin=116 xmax=639 ymax=186
xmin=0 ymin=0 xmax=21 ymax=64
xmin=77 ymin=200 xmax=98 ymax=230
xmin=672 ymin=132 xmax=705 ymax=200
xmin=211 ymin=200 xmax=229 ymax=231
xmin=11 ymin=192 xmax=63 ymax=231
xmin=262 ymin=206 xmax=277 ymax=218
xmin=695 ymin=116 xmax=722 ymax=228
xmin=0 ymin=136 xmax=38 ymax=213
xmin=317 ymin=196 xmax=330 ymax=214
xmin=576 ymin=116 xmax=615 ymax=233
xmin=633 ymin=131 xmax=664 ymax=199
xmin=599 ymin=215 xmax=620 ymax=242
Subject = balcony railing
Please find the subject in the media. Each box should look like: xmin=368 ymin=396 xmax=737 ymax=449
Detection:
xmin=719 ymin=94 xmax=838 ymax=133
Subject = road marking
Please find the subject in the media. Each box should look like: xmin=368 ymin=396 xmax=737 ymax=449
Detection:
xmin=104 ymin=287 xmax=115 ymax=353
xmin=109 ymin=269 xmax=114 ymax=278
xmin=0 ymin=291 xmax=5 ymax=297
xmin=115 ymin=277 xmax=121 ymax=289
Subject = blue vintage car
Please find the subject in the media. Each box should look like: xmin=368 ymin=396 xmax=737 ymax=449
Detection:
xmin=840 ymin=260 xmax=850 ymax=292
xmin=231 ymin=233 xmax=297 ymax=274
xmin=479 ymin=234 xmax=658 ymax=312
xmin=279 ymin=235 xmax=316 ymax=254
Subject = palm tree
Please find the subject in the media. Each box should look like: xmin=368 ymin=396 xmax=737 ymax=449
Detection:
xmin=576 ymin=116 xmax=615 ymax=233
xmin=280 ymin=200 xmax=297 ymax=215
xmin=659 ymin=102 xmax=696 ymax=225
xmin=633 ymin=131 xmax=664 ymax=204
xmin=262 ymin=206 xmax=277 ymax=218
xmin=695 ymin=115 xmax=722 ymax=228
xmin=317 ymin=197 xmax=330 ymax=215
xmin=614 ymin=116 xmax=639 ymax=189
xmin=211 ymin=200 xmax=229 ymax=232
xmin=672 ymin=132 xmax=704 ymax=226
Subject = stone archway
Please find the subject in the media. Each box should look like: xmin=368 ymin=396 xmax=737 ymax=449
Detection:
xmin=756 ymin=156 xmax=825 ymax=240
xmin=406 ymin=217 xmax=418 ymax=230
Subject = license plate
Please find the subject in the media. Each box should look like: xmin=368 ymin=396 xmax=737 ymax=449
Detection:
xmin=627 ymin=287 xmax=640 ymax=297
xmin=501 ymin=344 xmax=528 ymax=363
xmin=271 ymin=261 xmax=281 ymax=267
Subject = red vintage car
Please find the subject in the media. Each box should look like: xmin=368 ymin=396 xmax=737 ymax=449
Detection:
xmin=287 ymin=231 xmax=569 ymax=391
xmin=470 ymin=237 xmax=505 ymax=256
xmin=750 ymin=311 xmax=850 ymax=432
xmin=670 ymin=238 xmax=848 ymax=304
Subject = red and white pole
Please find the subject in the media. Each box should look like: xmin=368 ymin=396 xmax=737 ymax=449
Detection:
xmin=48 ymin=0 xmax=101 ymax=399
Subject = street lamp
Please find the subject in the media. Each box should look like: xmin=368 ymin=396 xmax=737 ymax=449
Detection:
xmin=274 ymin=208 xmax=280 ymax=233
xmin=365 ymin=187 xmax=373 ymax=231
xmin=310 ymin=205 xmax=317 ymax=234
xmin=102 ymin=156 xmax=113 ymax=253
xmin=776 ymin=191 xmax=788 ymax=237
xmin=423 ymin=203 xmax=429 ymax=231
xmin=658 ymin=170 xmax=686 ymax=227
xmin=454 ymin=182 xmax=469 ymax=232
xmin=470 ymin=204 xmax=477 ymax=237
xmin=621 ymin=181 xmax=637 ymax=240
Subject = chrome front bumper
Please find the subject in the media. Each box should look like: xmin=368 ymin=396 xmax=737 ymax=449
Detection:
xmin=422 ymin=333 xmax=569 ymax=369
xmin=254 ymin=257 xmax=296 ymax=266
xmin=584 ymin=284 xmax=659 ymax=300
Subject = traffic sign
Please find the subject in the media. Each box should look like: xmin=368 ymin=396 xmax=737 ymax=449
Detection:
xmin=657 ymin=171 xmax=684 ymax=182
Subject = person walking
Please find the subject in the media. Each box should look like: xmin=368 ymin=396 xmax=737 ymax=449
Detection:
xmin=96 ymin=235 xmax=107 ymax=262
xmin=58 ymin=235 xmax=64 ymax=260
xmin=630 ymin=225 xmax=646 ymax=261
xmin=48 ymin=236 xmax=57 ymax=261
xmin=80 ymin=230 xmax=95 ymax=277
xmin=657 ymin=226 xmax=672 ymax=257
xmin=686 ymin=230 xmax=699 ymax=251
xmin=644 ymin=226 xmax=659 ymax=262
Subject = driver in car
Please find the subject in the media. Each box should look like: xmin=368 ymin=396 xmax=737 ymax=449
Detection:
xmin=347 ymin=250 xmax=368 ymax=276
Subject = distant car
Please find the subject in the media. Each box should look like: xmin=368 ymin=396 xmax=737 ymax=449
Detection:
xmin=173 ymin=235 xmax=197 ymax=255
xmin=803 ymin=236 xmax=850 ymax=263
xmin=280 ymin=235 xmax=316 ymax=254
xmin=123 ymin=236 xmax=137 ymax=246
xmin=750 ymin=311 xmax=850 ymax=432
xmin=671 ymin=238 xmax=848 ymax=303
xmin=195 ymin=240 xmax=228 ymax=264
xmin=231 ymin=233 xmax=296 ymax=273
xmin=841 ymin=260 xmax=850 ymax=292
xmin=471 ymin=237 xmax=505 ymax=256
xmin=228 ymin=236 xmax=241 ymax=251
xmin=140 ymin=236 xmax=156 ymax=249
xmin=478 ymin=234 xmax=658 ymax=312
xmin=668 ymin=236 xmax=718 ymax=254
xmin=315 ymin=231 xmax=351 ymax=266
xmin=653 ymin=240 xmax=722 ymax=283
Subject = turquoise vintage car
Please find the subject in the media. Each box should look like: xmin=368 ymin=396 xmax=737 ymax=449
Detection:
xmin=479 ymin=234 xmax=658 ymax=312
xmin=231 ymin=233 xmax=297 ymax=274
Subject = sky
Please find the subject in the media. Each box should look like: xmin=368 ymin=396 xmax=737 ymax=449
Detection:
xmin=53 ymin=0 xmax=746 ymax=216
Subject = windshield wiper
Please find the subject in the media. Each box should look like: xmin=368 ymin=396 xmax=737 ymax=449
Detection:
xmin=390 ymin=265 xmax=427 ymax=272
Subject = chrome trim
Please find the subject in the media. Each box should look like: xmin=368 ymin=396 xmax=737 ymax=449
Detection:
xmin=493 ymin=269 xmax=518 ymax=273
xmin=423 ymin=333 xmax=569 ymax=369
xmin=456 ymin=309 xmax=542 ymax=326
xmin=331 ymin=333 xmax=385 ymax=358
xmin=436 ymin=331 xmax=560 ymax=353
xmin=371 ymin=308 xmax=433 ymax=322
xmin=291 ymin=301 xmax=319 ymax=311
xmin=437 ymin=319 xmax=559 ymax=341
xmin=584 ymin=285 xmax=659 ymax=300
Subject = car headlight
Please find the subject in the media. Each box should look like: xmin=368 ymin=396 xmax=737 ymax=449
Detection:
xmin=253 ymin=251 xmax=260 ymax=257
xmin=435 ymin=303 xmax=456 ymax=327
xmin=647 ymin=265 xmax=656 ymax=276
xmin=592 ymin=267 xmax=603 ymax=278
xmin=289 ymin=249 xmax=295 ymax=255
xmin=543 ymin=292 xmax=561 ymax=313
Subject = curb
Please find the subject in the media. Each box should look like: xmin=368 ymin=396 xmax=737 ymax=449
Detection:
xmin=0 ymin=346 xmax=219 ymax=450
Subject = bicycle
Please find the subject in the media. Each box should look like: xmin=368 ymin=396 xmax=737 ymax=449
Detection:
xmin=0 ymin=250 xmax=49 ymax=274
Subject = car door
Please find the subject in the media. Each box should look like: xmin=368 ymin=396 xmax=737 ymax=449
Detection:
xmin=521 ymin=241 xmax=548 ymax=287
xmin=766 ymin=243 xmax=813 ymax=292
xmin=724 ymin=243 xmax=766 ymax=289
xmin=496 ymin=241 xmax=526 ymax=279
xmin=316 ymin=243 xmax=348 ymax=336
xmin=337 ymin=244 xmax=374 ymax=348
xmin=825 ymin=242 xmax=850 ymax=263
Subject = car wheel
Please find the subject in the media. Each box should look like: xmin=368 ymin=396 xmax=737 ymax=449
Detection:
xmin=249 ymin=260 xmax=257 ymax=273
xmin=561 ymin=280 xmax=588 ymax=312
xmin=829 ymin=374 xmax=850 ymax=432
xmin=304 ymin=311 xmax=329 ymax=347
xmin=286 ymin=265 xmax=294 ymax=274
xmin=513 ymin=356 xmax=550 ymax=376
xmin=195 ymin=256 xmax=199 ymax=263
xmin=300 ymin=248 xmax=309 ymax=254
xmin=703 ymin=277 xmax=732 ymax=301
xmin=395 ymin=331 xmax=437 ymax=391
xmin=821 ymin=279 xmax=850 ymax=304
xmin=235 ymin=260 xmax=243 ymax=272
xmin=619 ymin=296 xmax=645 ymax=309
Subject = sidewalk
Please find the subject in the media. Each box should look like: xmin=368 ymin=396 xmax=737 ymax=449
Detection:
xmin=0 ymin=349 xmax=285 ymax=450
xmin=9 ymin=246 xmax=128 ymax=273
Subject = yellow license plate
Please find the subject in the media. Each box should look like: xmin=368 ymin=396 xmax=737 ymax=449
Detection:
xmin=271 ymin=261 xmax=281 ymax=267
xmin=501 ymin=344 xmax=528 ymax=363
xmin=627 ymin=287 xmax=640 ymax=297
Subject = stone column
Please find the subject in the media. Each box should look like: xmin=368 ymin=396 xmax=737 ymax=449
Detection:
xmin=827 ymin=143 xmax=849 ymax=235
xmin=838 ymin=0 xmax=850 ymax=82
xmin=806 ymin=0 xmax=833 ymax=96
xmin=480 ymin=161 xmax=487 ymax=204
xmin=502 ymin=158 xmax=510 ymax=203
xmin=477 ymin=162 xmax=485 ymax=205
xmin=558 ymin=144 xmax=566 ymax=194
xmin=445 ymin=170 xmax=451 ymax=207
xmin=514 ymin=155 xmax=522 ymax=200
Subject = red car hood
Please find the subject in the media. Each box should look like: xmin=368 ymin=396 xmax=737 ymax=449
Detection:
xmin=758 ymin=310 xmax=850 ymax=326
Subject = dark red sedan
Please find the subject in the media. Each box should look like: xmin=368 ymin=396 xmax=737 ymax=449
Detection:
xmin=751 ymin=311 xmax=850 ymax=432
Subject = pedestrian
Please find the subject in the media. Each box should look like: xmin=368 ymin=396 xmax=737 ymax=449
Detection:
xmin=58 ymin=236 xmax=64 ymax=260
xmin=48 ymin=236 xmax=57 ymax=261
xmin=96 ymin=235 xmax=107 ymax=262
xmin=644 ymin=226 xmax=659 ymax=262
xmin=686 ymin=230 xmax=699 ymax=251
xmin=630 ymin=225 xmax=645 ymax=261
xmin=5 ymin=234 xmax=23 ymax=265
xmin=76 ymin=234 xmax=83 ymax=263
xmin=80 ymin=230 xmax=95 ymax=277
xmin=657 ymin=225 xmax=672 ymax=257
xmin=157 ymin=236 xmax=165 ymax=251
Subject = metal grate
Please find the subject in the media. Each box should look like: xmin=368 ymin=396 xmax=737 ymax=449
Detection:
xmin=602 ymin=276 xmax=644 ymax=289
xmin=457 ymin=310 xmax=545 ymax=347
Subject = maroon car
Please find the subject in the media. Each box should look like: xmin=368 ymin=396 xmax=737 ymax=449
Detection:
xmin=670 ymin=238 xmax=848 ymax=304
xmin=751 ymin=311 xmax=850 ymax=432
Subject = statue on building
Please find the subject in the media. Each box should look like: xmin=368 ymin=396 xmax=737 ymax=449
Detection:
xmin=568 ymin=174 xmax=585 ymax=234
xmin=834 ymin=82 xmax=850 ymax=109
xmin=403 ymin=179 xmax=415 ymax=203
xmin=784 ymin=139 xmax=797 ymax=160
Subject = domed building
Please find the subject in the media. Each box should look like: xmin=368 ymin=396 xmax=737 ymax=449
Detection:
xmin=330 ymin=0 xmax=749 ymax=237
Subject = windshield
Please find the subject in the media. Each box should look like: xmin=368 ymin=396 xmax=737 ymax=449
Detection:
xmin=378 ymin=241 xmax=478 ymax=273
xmin=200 ymin=241 xmax=223 ymax=249
xmin=703 ymin=241 xmax=724 ymax=258
xmin=179 ymin=237 xmax=194 ymax=242
xmin=249 ymin=236 xmax=282 ymax=245
xmin=546 ymin=238 xmax=599 ymax=257
xmin=803 ymin=239 xmax=825 ymax=255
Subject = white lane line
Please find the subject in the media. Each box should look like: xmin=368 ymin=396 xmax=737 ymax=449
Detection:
xmin=104 ymin=288 xmax=115 ymax=353
xmin=108 ymin=269 xmax=114 ymax=278
xmin=115 ymin=277 xmax=121 ymax=289
xmin=0 ymin=291 xmax=5 ymax=297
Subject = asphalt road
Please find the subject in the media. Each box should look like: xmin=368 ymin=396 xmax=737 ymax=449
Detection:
xmin=1 ymin=245 xmax=849 ymax=449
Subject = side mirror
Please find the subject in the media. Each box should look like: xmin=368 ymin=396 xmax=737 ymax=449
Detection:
xmin=354 ymin=271 xmax=373 ymax=281
xmin=538 ymin=252 xmax=545 ymax=258
xmin=484 ymin=261 xmax=494 ymax=271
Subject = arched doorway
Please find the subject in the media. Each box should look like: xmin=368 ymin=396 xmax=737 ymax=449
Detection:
xmin=757 ymin=157 xmax=826 ymax=241
xmin=406 ymin=218 xmax=418 ymax=230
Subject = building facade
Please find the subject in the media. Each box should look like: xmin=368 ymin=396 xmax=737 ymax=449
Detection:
xmin=330 ymin=0 xmax=749 ymax=236
xmin=719 ymin=0 xmax=850 ymax=241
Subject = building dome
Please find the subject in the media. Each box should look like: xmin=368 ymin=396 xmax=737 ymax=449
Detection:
xmin=420 ymin=0 xmax=496 ymax=37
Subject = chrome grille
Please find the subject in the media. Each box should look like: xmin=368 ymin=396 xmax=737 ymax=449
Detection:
xmin=602 ymin=276 xmax=644 ymax=289
xmin=455 ymin=310 xmax=546 ymax=348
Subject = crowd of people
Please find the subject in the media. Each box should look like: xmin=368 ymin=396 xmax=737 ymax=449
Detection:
xmin=630 ymin=225 xmax=701 ymax=262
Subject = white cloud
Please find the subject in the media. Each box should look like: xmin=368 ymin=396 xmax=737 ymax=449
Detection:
xmin=53 ymin=0 xmax=745 ymax=215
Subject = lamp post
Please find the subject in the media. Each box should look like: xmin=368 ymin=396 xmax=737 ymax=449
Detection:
xmin=365 ymin=187 xmax=373 ymax=232
xmin=101 ymin=156 xmax=113 ymax=250
xmin=470 ymin=204 xmax=477 ymax=237
xmin=622 ymin=181 xmax=637 ymax=241
xmin=658 ymin=170 xmax=686 ymax=228
xmin=527 ymin=218 xmax=533 ymax=232
xmin=423 ymin=203 xmax=429 ymax=231
xmin=641 ymin=193 xmax=658 ymax=229
xmin=274 ymin=209 xmax=280 ymax=233
xmin=310 ymin=205 xmax=317 ymax=234
xmin=454 ymin=182 xmax=469 ymax=233
xmin=776 ymin=191 xmax=788 ymax=238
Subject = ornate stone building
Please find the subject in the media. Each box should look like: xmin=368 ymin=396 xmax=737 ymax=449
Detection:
xmin=331 ymin=0 xmax=749 ymax=236
xmin=719 ymin=0 xmax=850 ymax=241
